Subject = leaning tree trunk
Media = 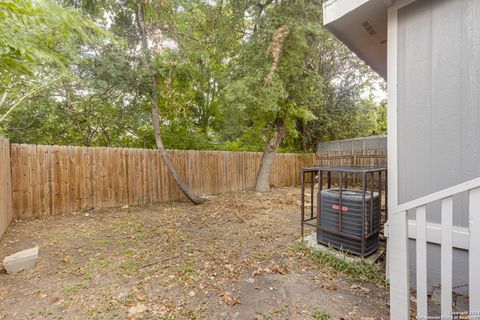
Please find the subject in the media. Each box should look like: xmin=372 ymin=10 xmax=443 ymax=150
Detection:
xmin=255 ymin=118 xmax=285 ymax=192
xmin=135 ymin=2 xmax=206 ymax=205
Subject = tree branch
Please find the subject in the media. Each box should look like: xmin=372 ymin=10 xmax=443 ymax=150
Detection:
xmin=0 ymin=74 xmax=64 ymax=123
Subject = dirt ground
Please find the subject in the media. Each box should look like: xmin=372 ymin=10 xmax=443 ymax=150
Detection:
xmin=0 ymin=187 xmax=389 ymax=319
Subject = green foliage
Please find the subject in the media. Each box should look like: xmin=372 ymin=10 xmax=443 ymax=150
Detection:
xmin=224 ymin=0 xmax=322 ymax=127
xmin=0 ymin=0 xmax=102 ymax=81
xmin=292 ymin=241 xmax=387 ymax=286
xmin=1 ymin=0 xmax=387 ymax=151
xmin=221 ymin=0 xmax=385 ymax=152
xmin=0 ymin=0 xmax=107 ymax=138
xmin=312 ymin=310 xmax=332 ymax=320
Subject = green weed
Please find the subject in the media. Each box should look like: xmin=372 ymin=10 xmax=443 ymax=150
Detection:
xmin=292 ymin=241 xmax=386 ymax=285
xmin=63 ymin=282 xmax=86 ymax=293
xmin=313 ymin=310 xmax=331 ymax=320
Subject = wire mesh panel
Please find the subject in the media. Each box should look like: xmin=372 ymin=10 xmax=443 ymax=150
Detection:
xmin=301 ymin=166 xmax=387 ymax=257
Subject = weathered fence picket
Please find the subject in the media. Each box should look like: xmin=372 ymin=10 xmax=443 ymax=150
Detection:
xmin=9 ymin=144 xmax=316 ymax=219
xmin=0 ymin=137 xmax=12 ymax=238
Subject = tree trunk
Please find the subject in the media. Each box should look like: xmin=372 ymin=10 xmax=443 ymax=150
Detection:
xmin=135 ymin=2 xmax=206 ymax=205
xmin=151 ymin=104 xmax=206 ymax=204
xmin=255 ymin=118 xmax=285 ymax=192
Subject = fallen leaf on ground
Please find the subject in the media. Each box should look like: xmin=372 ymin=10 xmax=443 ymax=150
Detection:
xmin=252 ymin=267 xmax=271 ymax=277
xmin=271 ymin=264 xmax=288 ymax=275
xmin=252 ymin=264 xmax=288 ymax=277
xmin=0 ymin=287 xmax=7 ymax=299
xmin=328 ymin=284 xmax=337 ymax=291
xmin=221 ymin=291 xmax=238 ymax=306
xmin=128 ymin=303 xmax=147 ymax=317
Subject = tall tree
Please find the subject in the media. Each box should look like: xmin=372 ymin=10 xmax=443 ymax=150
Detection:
xmin=133 ymin=0 xmax=206 ymax=204
xmin=224 ymin=0 xmax=322 ymax=191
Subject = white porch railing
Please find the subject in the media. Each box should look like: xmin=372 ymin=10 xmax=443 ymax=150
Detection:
xmin=389 ymin=177 xmax=480 ymax=319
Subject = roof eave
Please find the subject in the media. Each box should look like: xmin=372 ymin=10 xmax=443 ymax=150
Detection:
xmin=323 ymin=0 xmax=392 ymax=80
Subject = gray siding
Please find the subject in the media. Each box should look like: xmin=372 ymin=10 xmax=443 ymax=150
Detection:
xmin=397 ymin=0 xmax=480 ymax=293
xmin=398 ymin=0 xmax=480 ymax=225
xmin=408 ymin=240 xmax=469 ymax=294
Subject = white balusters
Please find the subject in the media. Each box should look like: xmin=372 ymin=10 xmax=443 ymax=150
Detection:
xmin=389 ymin=178 xmax=480 ymax=319
xmin=441 ymin=197 xmax=453 ymax=317
xmin=469 ymin=187 xmax=480 ymax=312
xmin=416 ymin=205 xmax=428 ymax=317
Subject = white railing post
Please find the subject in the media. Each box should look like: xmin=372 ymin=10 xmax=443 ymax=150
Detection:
xmin=389 ymin=211 xmax=410 ymax=319
xmin=469 ymin=187 xmax=480 ymax=312
xmin=388 ymin=177 xmax=480 ymax=319
xmin=416 ymin=205 xmax=428 ymax=317
xmin=441 ymin=197 xmax=453 ymax=317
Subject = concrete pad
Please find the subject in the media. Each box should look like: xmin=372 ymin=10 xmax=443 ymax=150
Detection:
xmin=3 ymin=247 xmax=39 ymax=274
xmin=302 ymin=233 xmax=384 ymax=264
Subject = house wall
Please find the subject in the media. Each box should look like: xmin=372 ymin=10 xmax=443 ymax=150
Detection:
xmin=396 ymin=0 xmax=480 ymax=293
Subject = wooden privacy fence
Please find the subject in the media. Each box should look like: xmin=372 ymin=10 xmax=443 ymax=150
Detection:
xmin=10 ymin=144 xmax=316 ymax=219
xmin=0 ymin=138 xmax=13 ymax=238
xmin=4 ymin=141 xmax=389 ymax=223
xmin=316 ymin=135 xmax=387 ymax=168
xmin=316 ymin=149 xmax=387 ymax=168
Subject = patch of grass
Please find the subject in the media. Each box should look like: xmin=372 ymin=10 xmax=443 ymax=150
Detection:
xmin=86 ymin=305 xmax=98 ymax=317
xmin=133 ymin=230 xmax=147 ymax=240
xmin=82 ymin=229 xmax=97 ymax=239
xmin=184 ymin=243 xmax=193 ymax=254
xmin=83 ymin=257 xmax=110 ymax=279
xmin=118 ymin=260 xmax=139 ymax=274
xmin=272 ymin=304 xmax=289 ymax=316
xmin=254 ymin=312 xmax=273 ymax=320
xmin=123 ymin=248 xmax=135 ymax=257
xmin=179 ymin=308 xmax=203 ymax=320
xmin=94 ymin=238 xmax=111 ymax=245
xmin=164 ymin=243 xmax=174 ymax=252
xmin=51 ymin=232 xmax=72 ymax=244
xmin=180 ymin=261 xmax=197 ymax=278
xmin=119 ymin=239 xmax=130 ymax=246
xmin=123 ymin=248 xmax=135 ymax=256
xmin=291 ymin=241 xmax=386 ymax=285
xmin=312 ymin=310 xmax=331 ymax=320
xmin=63 ymin=282 xmax=86 ymax=293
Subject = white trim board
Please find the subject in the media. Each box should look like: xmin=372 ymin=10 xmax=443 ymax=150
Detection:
xmin=323 ymin=0 xmax=370 ymax=25
xmin=385 ymin=221 xmax=470 ymax=250
xmin=385 ymin=0 xmax=418 ymax=287
xmin=408 ymin=220 xmax=469 ymax=250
